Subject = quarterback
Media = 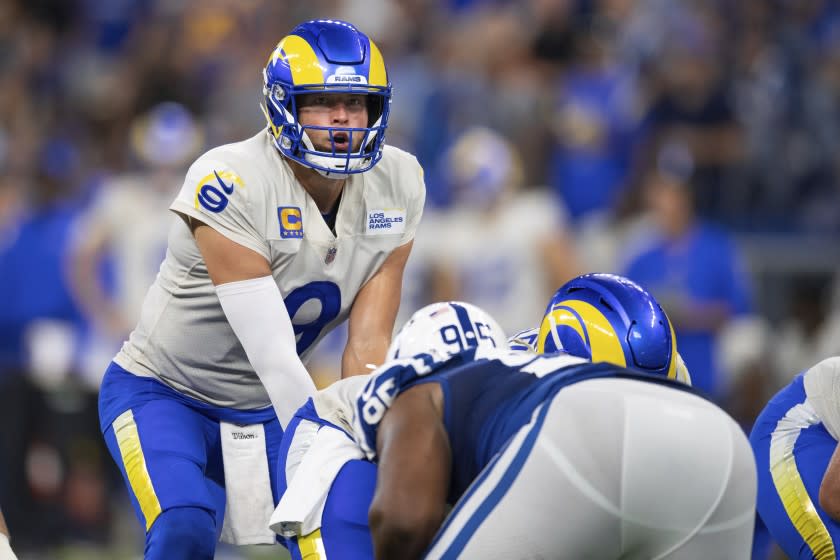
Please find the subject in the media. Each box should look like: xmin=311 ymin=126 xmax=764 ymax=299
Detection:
xmin=97 ymin=19 xmax=424 ymax=559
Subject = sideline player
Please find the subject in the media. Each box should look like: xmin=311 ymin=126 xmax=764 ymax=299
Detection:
xmin=355 ymin=301 xmax=757 ymax=559
xmin=271 ymin=274 xmax=693 ymax=557
xmin=750 ymin=356 xmax=840 ymax=559
xmin=97 ymin=19 xmax=424 ymax=558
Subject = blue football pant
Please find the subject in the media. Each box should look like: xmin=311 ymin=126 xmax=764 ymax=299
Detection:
xmin=103 ymin=396 xmax=282 ymax=559
xmin=283 ymin=457 xmax=376 ymax=558
xmin=425 ymin=378 xmax=756 ymax=559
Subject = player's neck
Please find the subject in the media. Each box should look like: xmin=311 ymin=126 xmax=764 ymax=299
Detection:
xmin=288 ymin=160 xmax=346 ymax=214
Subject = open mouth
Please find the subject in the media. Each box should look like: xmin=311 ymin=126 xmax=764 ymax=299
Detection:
xmin=332 ymin=132 xmax=350 ymax=151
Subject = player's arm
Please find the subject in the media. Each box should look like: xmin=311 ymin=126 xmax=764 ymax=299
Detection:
xmin=342 ymin=240 xmax=413 ymax=377
xmin=192 ymin=221 xmax=316 ymax=426
xmin=820 ymin=442 xmax=840 ymax=521
xmin=369 ymin=382 xmax=450 ymax=560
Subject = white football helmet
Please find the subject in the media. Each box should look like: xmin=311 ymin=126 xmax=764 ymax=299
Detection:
xmin=386 ymin=301 xmax=508 ymax=362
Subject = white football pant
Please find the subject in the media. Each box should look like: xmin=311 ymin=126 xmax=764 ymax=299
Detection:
xmin=425 ymin=378 xmax=757 ymax=560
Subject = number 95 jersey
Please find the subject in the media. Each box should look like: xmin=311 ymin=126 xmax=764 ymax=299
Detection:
xmin=114 ymin=132 xmax=425 ymax=410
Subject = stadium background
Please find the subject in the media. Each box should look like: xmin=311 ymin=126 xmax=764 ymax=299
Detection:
xmin=0 ymin=0 xmax=838 ymax=558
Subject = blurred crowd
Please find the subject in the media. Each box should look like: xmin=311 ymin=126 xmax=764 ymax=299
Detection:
xmin=0 ymin=0 xmax=839 ymax=557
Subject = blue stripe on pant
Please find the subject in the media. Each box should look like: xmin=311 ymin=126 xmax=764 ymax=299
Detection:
xmin=426 ymin=399 xmax=553 ymax=558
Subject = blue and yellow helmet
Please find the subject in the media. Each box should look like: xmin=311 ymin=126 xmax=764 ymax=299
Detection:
xmin=537 ymin=273 xmax=683 ymax=381
xmin=262 ymin=19 xmax=391 ymax=176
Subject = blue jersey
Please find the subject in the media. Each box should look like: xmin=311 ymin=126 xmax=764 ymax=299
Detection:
xmin=354 ymin=349 xmax=696 ymax=502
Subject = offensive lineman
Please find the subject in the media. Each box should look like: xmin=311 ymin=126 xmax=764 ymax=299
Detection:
xmin=97 ymin=19 xmax=424 ymax=559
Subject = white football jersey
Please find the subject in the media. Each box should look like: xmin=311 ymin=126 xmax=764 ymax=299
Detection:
xmin=114 ymin=132 xmax=425 ymax=409
xmin=310 ymin=375 xmax=370 ymax=435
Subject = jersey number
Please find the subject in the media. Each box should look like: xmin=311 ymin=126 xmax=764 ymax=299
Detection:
xmin=197 ymin=171 xmax=237 ymax=213
xmin=438 ymin=322 xmax=497 ymax=353
xmin=284 ymin=281 xmax=341 ymax=355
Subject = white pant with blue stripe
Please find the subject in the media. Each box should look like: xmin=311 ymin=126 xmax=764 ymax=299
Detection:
xmin=425 ymin=378 xmax=757 ymax=559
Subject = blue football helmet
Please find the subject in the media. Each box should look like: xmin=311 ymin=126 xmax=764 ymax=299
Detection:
xmin=387 ymin=301 xmax=508 ymax=363
xmin=262 ymin=19 xmax=391 ymax=176
xmin=536 ymin=273 xmax=685 ymax=381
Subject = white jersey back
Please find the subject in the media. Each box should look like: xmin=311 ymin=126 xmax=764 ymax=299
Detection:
xmin=803 ymin=356 xmax=840 ymax=440
xmin=114 ymin=132 xmax=425 ymax=409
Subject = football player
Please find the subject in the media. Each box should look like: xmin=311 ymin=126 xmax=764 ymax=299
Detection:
xmin=97 ymin=19 xmax=424 ymax=559
xmin=356 ymin=301 xmax=756 ymax=559
xmin=751 ymin=356 xmax=840 ymax=559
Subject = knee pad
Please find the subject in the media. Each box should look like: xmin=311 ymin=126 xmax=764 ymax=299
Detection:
xmin=145 ymin=506 xmax=216 ymax=560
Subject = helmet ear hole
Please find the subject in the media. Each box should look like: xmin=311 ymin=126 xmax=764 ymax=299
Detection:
xmin=627 ymin=321 xmax=670 ymax=370
xmin=272 ymin=84 xmax=287 ymax=103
